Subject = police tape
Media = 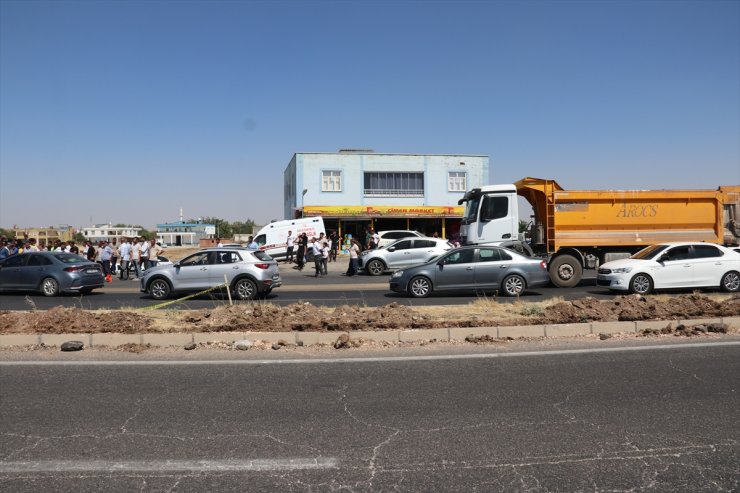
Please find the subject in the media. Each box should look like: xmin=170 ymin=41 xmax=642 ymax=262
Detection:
xmin=140 ymin=282 xmax=230 ymax=310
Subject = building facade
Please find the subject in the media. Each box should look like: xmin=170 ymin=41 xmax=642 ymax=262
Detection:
xmin=284 ymin=151 xmax=488 ymax=242
xmin=155 ymin=221 xmax=216 ymax=246
xmin=11 ymin=226 xmax=74 ymax=248
xmin=80 ymin=224 xmax=142 ymax=244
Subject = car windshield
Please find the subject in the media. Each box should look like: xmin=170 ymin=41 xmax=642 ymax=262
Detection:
xmin=53 ymin=253 xmax=88 ymax=263
xmin=631 ymin=244 xmax=670 ymax=260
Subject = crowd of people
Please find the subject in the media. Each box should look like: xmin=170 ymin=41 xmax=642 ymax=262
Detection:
xmin=284 ymin=230 xmax=368 ymax=278
xmin=0 ymin=234 xmax=165 ymax=283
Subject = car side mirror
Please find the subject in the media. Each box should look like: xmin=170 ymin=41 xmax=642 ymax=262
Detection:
xmin=387 ymin=247 xmax=396 ymax=252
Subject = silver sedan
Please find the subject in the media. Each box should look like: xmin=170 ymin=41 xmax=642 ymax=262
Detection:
xmin=389 ymin=245 xmax=550 ymax=297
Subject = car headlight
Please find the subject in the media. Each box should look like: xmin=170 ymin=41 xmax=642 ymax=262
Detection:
xmin=391 ymin=270 xmax=404 ymax=278
xmin=611 ymin=267 xmax=632 ymax=274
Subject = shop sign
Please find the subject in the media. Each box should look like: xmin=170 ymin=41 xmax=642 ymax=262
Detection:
xmin=303 ymin=205 xmax=464 ymax=217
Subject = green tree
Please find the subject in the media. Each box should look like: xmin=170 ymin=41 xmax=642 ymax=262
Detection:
xmin=0 ymin=228 xmax=13 ymax=239
xmin=518 ymin=220 xmax=529 ymax=234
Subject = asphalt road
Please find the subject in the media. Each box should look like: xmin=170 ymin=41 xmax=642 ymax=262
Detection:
xmin=1 ymin=342 xmax=738 ymax=491
xmin=0 ymin=261 xmax=621 ymax=310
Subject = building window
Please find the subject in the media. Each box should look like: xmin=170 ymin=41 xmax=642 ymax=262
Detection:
xmin=448 ymin=171 xmax=467 ymax=192
xmin=364 ymin=172 xmax=424 ymax=197
xmin=322 ymin=170 xmax=342 ymax=192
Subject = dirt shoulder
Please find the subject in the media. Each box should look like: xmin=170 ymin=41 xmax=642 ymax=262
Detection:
xmin=1 ymin=293 xmax=738 ymax=335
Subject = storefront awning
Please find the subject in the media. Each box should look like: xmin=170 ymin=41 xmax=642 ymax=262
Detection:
xmin=303 ymin=205 xmax=463 ymax=218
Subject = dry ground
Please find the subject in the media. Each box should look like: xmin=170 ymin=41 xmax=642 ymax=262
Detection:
xmin=1 ymin=293 xmax=737 ymax=336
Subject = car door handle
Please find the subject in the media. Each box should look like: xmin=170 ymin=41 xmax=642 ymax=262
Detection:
xmin=466 ymin=266 xmax=473 ymax=270
xmin=499 ymin=265 xmax=508 ymax=269
xmin=683 ymin=264 xmax=691 ymax=268
xmin=200 ymin=267 xmax=208 ymax=271
xmin=232 ymin=266 xmax=239 ymax=269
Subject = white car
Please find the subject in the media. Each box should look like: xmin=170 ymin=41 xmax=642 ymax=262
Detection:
xmin=597 ymin=242 xmax=740 ymax=294
xmin=376 ymin=230 xmax=423 ymax=248
xmin=360 ymin=237 xmax=454 ymax=276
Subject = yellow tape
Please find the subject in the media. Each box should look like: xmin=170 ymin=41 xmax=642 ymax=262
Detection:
xmin=140 ymin=282 xmax=229 ymax=310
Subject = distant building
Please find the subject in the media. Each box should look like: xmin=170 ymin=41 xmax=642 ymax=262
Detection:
xmin=80 ymin=224 xmax=142 ymax=244
xmin=155 ymin=221 xmax=216 ymax=246
xmin=284 ymin=150 xmax=489 ymax=241
xmin=12 ymin=226 xmax=74 ymax=248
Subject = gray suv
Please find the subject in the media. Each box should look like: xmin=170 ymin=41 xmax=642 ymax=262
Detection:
xmin=360 ymin=237 xmax=453 ymax=275
xmin=140 ymin=248 xmax=281 ymax=300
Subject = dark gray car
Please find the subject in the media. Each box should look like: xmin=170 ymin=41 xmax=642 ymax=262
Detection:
xmin=389 ymin=245 xmax=550 ymax=297
xmin=140 ymin=247 xmax=281 ymax=301
xmin=0 ymin=252 xmax=105 ymax=296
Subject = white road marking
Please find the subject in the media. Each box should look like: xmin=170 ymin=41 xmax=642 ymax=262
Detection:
xmin=0 ymin=458 xmax=339 ymax=473
xmin=0 ymin=342 xmax=737 ymax=366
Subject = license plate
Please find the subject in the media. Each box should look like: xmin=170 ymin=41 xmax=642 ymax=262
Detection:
xmin=87 ymin=269 xmax=100 ymax=274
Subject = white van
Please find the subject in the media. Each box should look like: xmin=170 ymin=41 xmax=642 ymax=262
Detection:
xmin=253 ymin=217 xmax=326 ymax=259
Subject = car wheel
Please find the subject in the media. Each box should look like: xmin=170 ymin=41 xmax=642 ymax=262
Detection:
xmin=548 ymin=255 xmax=582 ymax=288
xmin=629 ymin=273 xmax=653 ymax=295
xmin=366 ymin=259 xmax=385 ymax=276
xmin=234 ymin=278 xmax=257 ymax=300
xmin=501 ymin=274 xmax=526 ymax=297
xmin=149 ymin=278 xmax=171 ymax=300
xmin=720 ymin=271 xmax=740 ymax=292
xmin=40 ymin=277 xmax=60 ymax=297
xmin=408 ymin=276 xmax=432 ymax=298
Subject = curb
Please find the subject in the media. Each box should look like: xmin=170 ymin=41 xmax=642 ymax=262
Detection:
xmin=1 ymin=316 xmax=738 ymax=348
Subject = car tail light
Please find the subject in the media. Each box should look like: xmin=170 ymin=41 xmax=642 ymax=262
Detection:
xmin=540 ymin=261 xmax=547 ymax=269
xmin=255 ymin=263 xmax=269 ymax=269
xmin=64 ymin=267 xmax=81 ymax=272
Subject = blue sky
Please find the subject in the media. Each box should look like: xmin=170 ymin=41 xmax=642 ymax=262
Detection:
xmin=1 ymin=0 xmax=738 ymax=229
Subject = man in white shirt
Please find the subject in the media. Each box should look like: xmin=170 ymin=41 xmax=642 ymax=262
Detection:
xmin=312 ymin=237 xmax=324 ymax=277
xmin=140 ymin=237 xmax=151 ymax=270
xmin=286 ymin=230 xmax=296 ymax=263
xmin=119 ymin=238 xmax=132 ymax=280
xmin=130 ymin=237 xmax=142 ymax=279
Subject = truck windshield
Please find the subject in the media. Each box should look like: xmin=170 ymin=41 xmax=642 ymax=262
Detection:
xmin=462 ymin=197 xmax=481 ymax=225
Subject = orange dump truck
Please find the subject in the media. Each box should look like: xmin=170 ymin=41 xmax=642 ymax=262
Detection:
xmin=458 ymin=177 xmax=740 ymax=287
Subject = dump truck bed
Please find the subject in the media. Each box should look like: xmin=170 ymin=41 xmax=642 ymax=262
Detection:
xmin=515 ymin=177 xmax=740 ymax=252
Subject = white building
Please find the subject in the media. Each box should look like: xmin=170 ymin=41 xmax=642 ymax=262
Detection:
xmin=284 ymin=151 xmax=489 ymax=241
xmin=80 ymin=224 xmax=142 ymax=243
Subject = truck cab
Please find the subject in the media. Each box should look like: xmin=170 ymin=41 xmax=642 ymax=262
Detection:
xmin=458 ymin=185 xmax=519 ymax=246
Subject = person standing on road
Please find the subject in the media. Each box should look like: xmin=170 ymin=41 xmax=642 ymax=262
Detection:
xmin=312 ymin=237 xmax=323 ymax=277
xmin=321 ymin=240 xmax=330 ymax=275
xmin=140 ymin=237 xmax=151 ymax=271
xmin=109 ymin=238 xmax=119 ymax=277
xmin=329 ymin=231 xmax=339 ymax=262
xmin=286 ymin=230 xmax=296 ymax=263
xmin=119 ymin=238 xmax=132 ymax=280
xmin=344 ymin=238 xmax=361 ymax=276
xmin=295 ymin=233 xmax=307 ymax=271
xmin=100 ymin=240 xmax=113 ymax=283
xmin=130 ymin=237 xmax=142 ymax=279
xmin=148 ymin=239 xmax=164 ymax=268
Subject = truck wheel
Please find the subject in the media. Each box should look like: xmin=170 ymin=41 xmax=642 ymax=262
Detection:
xmin=629 ymin=274 xmax=653 ymax=295
xmin=720 ymin=271 xmax=740 ymax=292
xmin=501 ymin=274 xmax=525 ymax=297
xmin=366 ymin=259 xmax=385 ymax=276
xmin=548 ymin=255 xmax=582 ymax=288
